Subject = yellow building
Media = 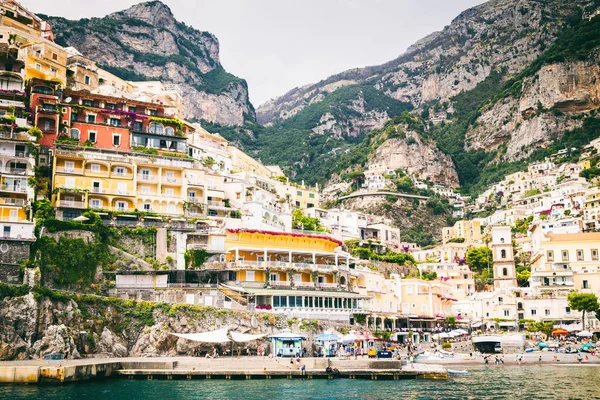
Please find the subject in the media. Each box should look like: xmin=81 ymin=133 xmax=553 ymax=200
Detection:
xmin=222 ymin=229 xmax=367 ymax=321
xmin=292 ymin=184 xmax=320 ymax=209
xmin=442 ymin=219 xmax=482 ymax=245
xmin=51 ymin=146 xmax=212 ymax=220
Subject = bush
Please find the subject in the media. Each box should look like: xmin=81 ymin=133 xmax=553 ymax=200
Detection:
xmin=442 ymin=342 xmax=452 ymax=349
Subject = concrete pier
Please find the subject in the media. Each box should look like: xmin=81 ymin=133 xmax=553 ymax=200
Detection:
xmin=0 ymin=357 xmax=447 ymax=384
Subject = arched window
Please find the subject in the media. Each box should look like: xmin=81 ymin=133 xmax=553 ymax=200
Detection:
xmin=70 ymin=128 xmax=80 ymax=140
xmin=149 ymin=123 xmax=164 ymax=134
xmin=501 ymin=249 xmax=507 ymax=259
xmin=164 ymin=126 xmax=175 ymax=136
xmin=500 ymin=238 xmax=505 ymax=244
xmin=502 ymin=268 xmax=508 ymax=276
xmin=517 ymin=302 xmax=523 ymax=309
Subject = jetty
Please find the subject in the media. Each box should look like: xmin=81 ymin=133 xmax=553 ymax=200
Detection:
xmin=0 ymin=357 xmax=447 ymax=384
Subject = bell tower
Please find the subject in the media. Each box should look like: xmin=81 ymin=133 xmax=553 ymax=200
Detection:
xmin=491 ymin=225 xmax=518 ymax=289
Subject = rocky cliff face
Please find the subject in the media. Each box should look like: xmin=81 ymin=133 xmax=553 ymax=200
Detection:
xmin=368 ymin=132 xmax=460 ymax=188
xmin=466 ymin=55 xmax=600 ymax=161
xmin=0 ymin=288 xmax=347 ymax=361
xmin=258 ymin=0 xmax=591 ymax=125
xmin=45 ymin=1 xmax=255 ymax=126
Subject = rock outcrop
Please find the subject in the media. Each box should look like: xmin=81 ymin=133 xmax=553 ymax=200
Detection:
xmin=258 ymin=0 xmax=592 ymax=124
xmin=368 ymin=132 xmax=460 ymax=188
xmin=46 ymin=1 xmax=255 ymax=126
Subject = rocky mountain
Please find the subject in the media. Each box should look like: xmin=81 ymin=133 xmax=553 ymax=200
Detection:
xmin=251 ymin=0 xmax=600 ymax=191
xmin=42 ymin=1 xmax=255 ymax=126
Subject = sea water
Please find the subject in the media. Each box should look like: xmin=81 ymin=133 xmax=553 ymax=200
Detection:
xmin=1 ymin=365 xmax=599 ymax=400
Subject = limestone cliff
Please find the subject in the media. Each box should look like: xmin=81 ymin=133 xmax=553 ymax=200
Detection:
xmin=44 ymin=1 xmax=255 ymax=126
xmin=258 ymin=0 xmax=592 ymax=124
xmin=466 ymin=55 xmax=600 ymax=161
xmin=0 ymin=287 xmax=344 ymax=361
xmin=368 ymin=132 xmax=460 ymax=188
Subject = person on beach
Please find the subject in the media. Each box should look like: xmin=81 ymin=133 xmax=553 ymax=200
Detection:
xmin=577 ymin=354 xmax=583 ymax=364
xmin=300 ymin=364 xmax=306 ymax=376
xmin=538 ymin=355 xmax=542 ymax=363
xmin=500 ymin=355 xmax=504 ymax=364
xmin=213 ymin=347 xmax=218 ymax=358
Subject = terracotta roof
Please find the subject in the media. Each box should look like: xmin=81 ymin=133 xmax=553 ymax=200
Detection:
xmin=545 ymin=232 xmax=600 ymax=242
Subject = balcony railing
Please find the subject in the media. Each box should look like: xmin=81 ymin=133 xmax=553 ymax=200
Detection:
xmin=317 ymin=283 xmax=339 ymax=290
xmin=2 ymin=167 xmax=27 ymax=175
xmin=162 ymin=177 xmax=182 ymax=185
xmin=90 ymin=187 xmax=107 ymax=194
xmin=111 ymin=171 xmax=133 ymax=178
xmin=0 ymin=198 xmax=24 ymax=206
xmin=57 ymin=200 xmax=86 ymax=209
xmin=137 ymin=174 xmax=157 ymax=182
xmin=56 ymin=166 xmax=83 ymax=174
xmin=207 ymin=200 xmax=227 ymax=208
xmin=1 ymin=184 xmax=26 ymax=193
xmin=187 ymin=197 xmax=201 ymax=203
xmin=270 ymin=280 xmax=292 ymax=288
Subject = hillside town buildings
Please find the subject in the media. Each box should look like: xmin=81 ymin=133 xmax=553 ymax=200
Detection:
xmin=2 ymin=0 xmax=600 ymax=333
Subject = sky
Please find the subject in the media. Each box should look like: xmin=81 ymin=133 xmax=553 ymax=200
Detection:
xmin=20 ymin=0 xmax=486 ymax=106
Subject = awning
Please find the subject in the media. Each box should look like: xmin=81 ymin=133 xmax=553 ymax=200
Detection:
xmin=268 ymin=329 xmax=307 ymax=340
xmin=170 ymin=327 xmax=265 ymax=343
xmin=171 ymin=327 xmax=230 ymax=343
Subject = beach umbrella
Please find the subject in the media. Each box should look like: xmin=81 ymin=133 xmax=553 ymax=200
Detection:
xmin=315 ymin=333 xmax=341 ymax=341
xmin=576 ymin=330 xmax=593 ymax=337
xmin=453 ymin=329 xmax=469 ymax=335
xmin=552 ymin=329 xmax=568 ymax=335
xmin=73 ymin=215 xmax=89 ymax=221
xmin=339 ymin=332 xmax=362 ymax=343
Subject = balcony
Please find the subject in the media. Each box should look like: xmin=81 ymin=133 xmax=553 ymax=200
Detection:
xmin=0 ymin=198 xmax=24 ymax=206
xmin=137 ymin=174 xmax=157 ymax=182
xmin=111 ymin=171 xmax=133 ymax=179
xmin=57 ymin=200 xmax=86 ymax=209
xmin=2 ymin=167 xmax=27 ymax=176
xmin=187 ymin=197 xmax=202 ymax=203
xmin=270 ymin=280 xmax=292 ymax=288
xmin=90 ymin=187 xmax=107 ymax=194
xmin=162 ymin=176 xmax=182 ymax=185
xmin=208 ymin=200 xmax=228 ymax=208
xmin=317 ymin=283 xmax=339 ymax=290
xmin=0 ymin=183 xmax=27 ymax=193
xmin=139 ymin=190 xmax=159 ymax=196
xmin=56 ymin=166 xmax=83 ymax=174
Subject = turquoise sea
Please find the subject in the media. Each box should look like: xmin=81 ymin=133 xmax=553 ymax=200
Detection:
xmin=1 ymin=365 xmax=599 ymax=399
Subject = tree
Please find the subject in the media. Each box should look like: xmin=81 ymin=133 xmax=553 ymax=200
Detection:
xmin=567 ymin=292 xmax=599 ymax=330
xmin=347 ymin=170 xmax=365 ymax=191
xmin=466 ymin=246 xmax=493 ymax=273
xmin=292 ymin=209 xmax=323 ymax=232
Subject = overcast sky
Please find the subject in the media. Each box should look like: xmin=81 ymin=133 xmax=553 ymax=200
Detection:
xmin=21 ymin=0 xmax=485 ymax=106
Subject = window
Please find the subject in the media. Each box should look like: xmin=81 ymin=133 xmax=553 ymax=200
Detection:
xmin=84 ymin=75 xmax=90 ymax=85
xmin=502 ymin=268 xmax=508 ymax=276
xmin=547 ymin=251 xmax=554 ymax=261
xmin=577 ymin=250 xmax=583 ymax=261
xmin=114 ymin=167 xmax=126 ymax=176
xmin=421 ymin=304 xmax=427 ymax=312
xmin=52 ymin=53 xmax=58 ymax=61
xmin=545 ymin=309 xmax=551 ymax=316
xmin=167 ymin=204 xmax=176 ymax=214
xmin=297 ymin=191 xmax=302 ymax=196
xmin=142 ymin=203 xmax=152 ymax=212
xmin=562 ymin=250 xmax=569 ymax=261
xmin=70 ymin=128 xmax=80 ymax=140
xmin=165 ymin=127 xmax=175 ymax=136
xmin=149 ymin=123 xmax=163 ymax=134
xmin=90 ymin=164 xmax=100 ymax=173
xmin=82 ymin=100 xmax=93 ymax=107
xmin=92 ymin=181 xmax=101 ymax=193
xmin=89 ymin=131 xmax=97 ymax=143
xmin=592 ymin=249 xmax=599 ymax=261
xmin=43 ymin=120 xmax=51 ymax=131
xmin=309 ymin=193 xmax=315 ymax=198
xmin=117 ymin=183 xmax=127 ymax=195
xmin=566 ymin=306 xmax=571 ymax=313
xmin=133 ymin=121 xmax=143 ymax=131
xmin=109 ymin=118 xmax=121 ymax=127
xmin=149 ymin=109 xmax=158 ymax=116
xmin=128 ymin=106 xmax=137 ymax=113
xmin=116 ymin=201 xmax=127 ymax=211
xmin=295 ymin=201 xmax=300 ymax=207
xmin=64 ymin=161 xmax=74 ymax=173
xmin=503 ymin=310 xmax=510 ymax=317
xmin=406 ymin=285 xmax=413 ymax=294
xmin=583 ymin=280 xmax=589 ymax=289
xmin=498 ymin=297 xmax=503 ymax=304
xmin=247 ymin=272 xmax=255 ymax=282
xmin=531 ymin=309 xmax=537 ymax=316
xmin=106 ymin=103 xmax=117 ymax=110
xmin=90 ymin=199 xmax=101 ymax=209
xmin=35 ymin=63 xmax=41 ymax=71
xmin=63 ymin=178 xmax=75 ymax=189
xmin=501 ymin=249 xmax=506 ymax=259
xmin=86 ymin=114 xmax=96 ymax=123
xmin=112 ymin=134 xmax=121 ymax=146
xmin=3 ymin=226 xmax=10 ymax=237
xmin=270 ymin=273 xmax=278 ymax=283
xmin=165 ymin=188 xmax=174 ymax=196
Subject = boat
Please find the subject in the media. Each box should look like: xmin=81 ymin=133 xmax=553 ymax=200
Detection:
xmin=447 ymin=369 xmax=468 ymax=375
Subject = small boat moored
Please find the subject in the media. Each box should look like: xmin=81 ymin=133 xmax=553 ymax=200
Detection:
xmin=447 ymin=369 xmax=469 ymax=375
